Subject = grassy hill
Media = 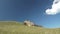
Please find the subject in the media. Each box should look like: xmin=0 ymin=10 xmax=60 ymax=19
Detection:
xmin=0 ymin=21 xmax=60 ymax=34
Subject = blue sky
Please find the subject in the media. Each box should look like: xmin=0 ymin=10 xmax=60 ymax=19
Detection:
xmin=0 ymin=0 xmax=60 ymax=28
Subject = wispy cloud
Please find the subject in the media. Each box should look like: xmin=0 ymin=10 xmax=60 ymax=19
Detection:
xmin=45 ymin=0 xmax=60 ymax=15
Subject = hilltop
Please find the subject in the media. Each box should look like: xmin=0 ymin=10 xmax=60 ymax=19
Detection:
xmin=0 ymin=21 xmax=60 ymax=34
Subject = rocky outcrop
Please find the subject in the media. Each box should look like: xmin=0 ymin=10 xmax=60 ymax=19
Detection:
xmin=24 ymin=20 xmax=35 ymax=27
xmin=23 ymin=20 xmax=43 ymax=27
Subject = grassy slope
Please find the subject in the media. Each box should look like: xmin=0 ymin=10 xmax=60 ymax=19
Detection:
xmin=0 ymin=21 xmax=60 ymax=34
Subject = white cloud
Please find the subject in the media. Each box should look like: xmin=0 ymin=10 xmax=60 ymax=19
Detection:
xmin=45 ymin=0 xmax=60 ymax=15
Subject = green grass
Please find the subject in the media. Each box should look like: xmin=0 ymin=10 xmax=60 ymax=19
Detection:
xmin=0 ymin=21 xmax=60 ymax=34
